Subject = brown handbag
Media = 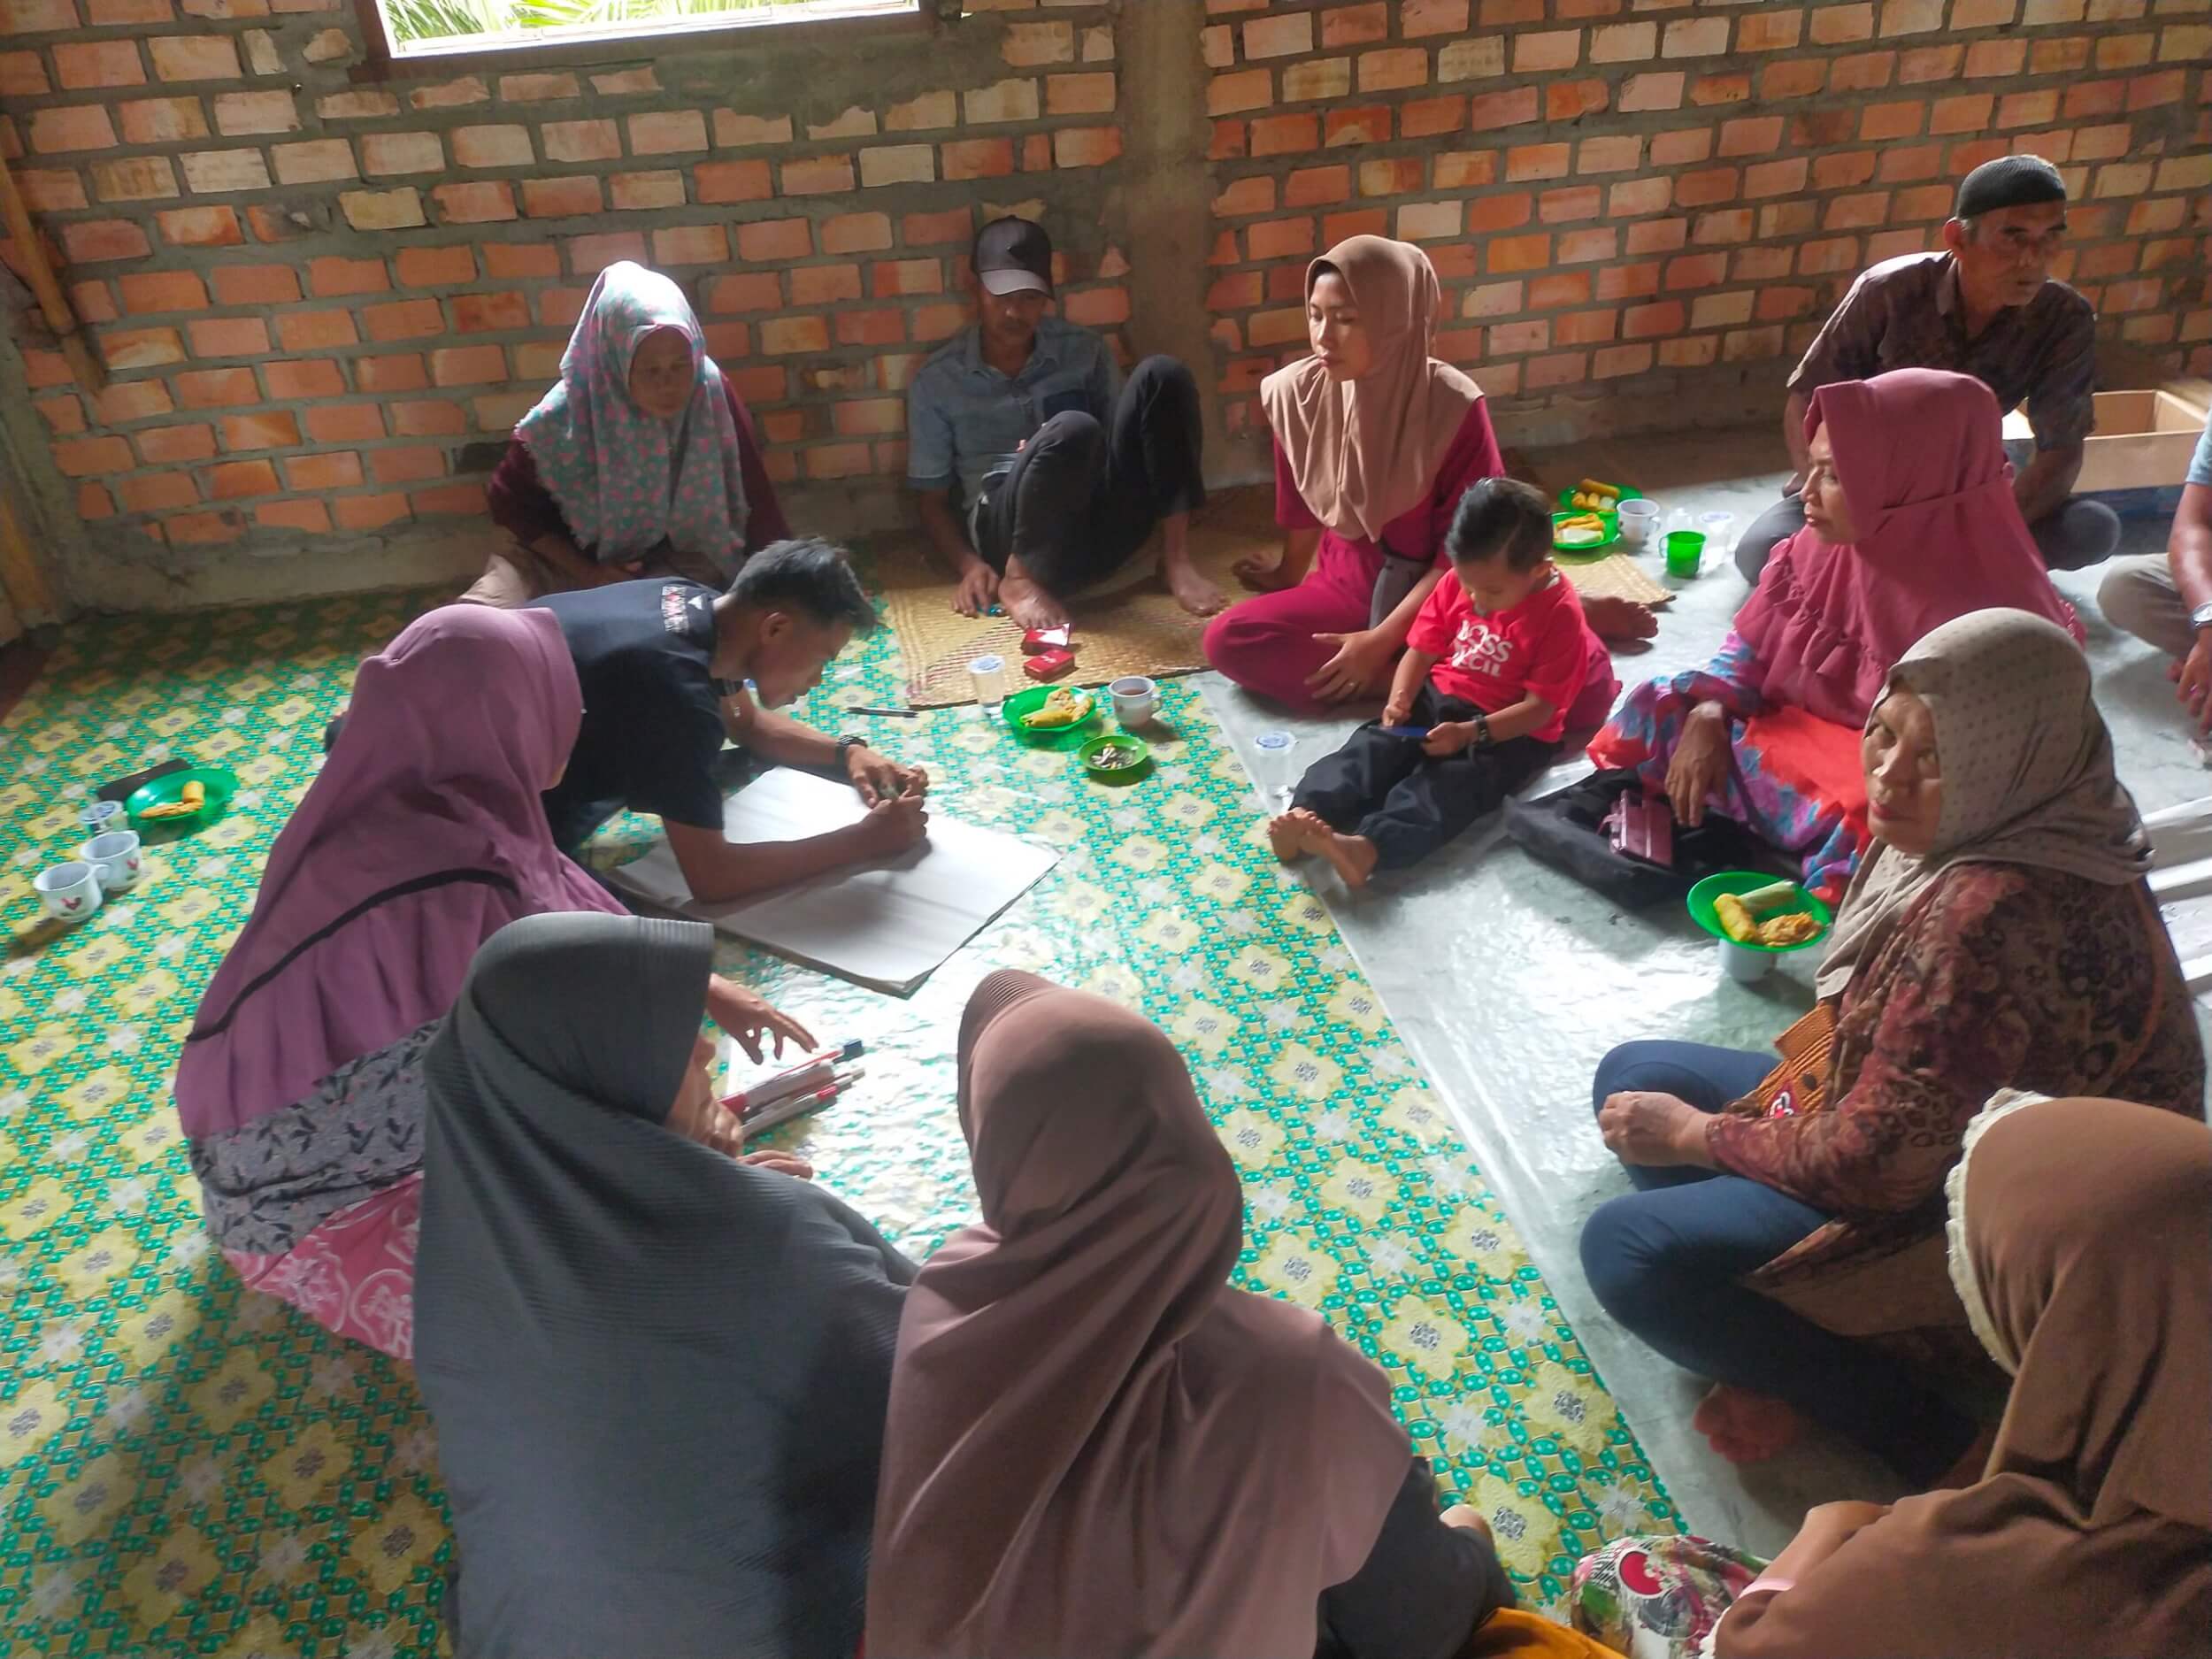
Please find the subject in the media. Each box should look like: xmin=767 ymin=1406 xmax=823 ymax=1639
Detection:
xmin=1734 ymin=1000 xmax=1838 ymax=1120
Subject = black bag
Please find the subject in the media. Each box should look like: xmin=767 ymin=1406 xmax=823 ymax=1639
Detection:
xmin=1505 ymin=769 xmax=1795 ymax=910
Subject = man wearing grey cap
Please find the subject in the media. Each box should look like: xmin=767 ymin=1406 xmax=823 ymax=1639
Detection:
xmin=906 ymin=215 xmax=1221 ymax=632
xmin=1735 ymin=155 xmax=2116 ymax=580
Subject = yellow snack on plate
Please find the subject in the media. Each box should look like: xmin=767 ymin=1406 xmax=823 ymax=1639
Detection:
xmin=1021 ymin=687 xmax=1092 ymax=730
xmin=1757 ymin=910 xmax=1822 ymax=947
xmin=1713 ymin=892 xmax=1761 ymax=943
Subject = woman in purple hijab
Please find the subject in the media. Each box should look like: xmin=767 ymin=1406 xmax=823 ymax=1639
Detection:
xmin=174 ymin=605 xmax=810 ymax=1356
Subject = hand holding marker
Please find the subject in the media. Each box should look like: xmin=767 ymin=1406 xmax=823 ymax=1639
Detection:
xmin=724 ymin=1039 xmax=865 ymax=1133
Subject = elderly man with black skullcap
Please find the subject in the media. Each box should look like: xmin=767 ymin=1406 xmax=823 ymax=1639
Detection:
xmin=1736 ymin=154 xmax=2116 ymax=579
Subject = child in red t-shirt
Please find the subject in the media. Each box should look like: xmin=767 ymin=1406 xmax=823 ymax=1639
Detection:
xmin=1269 ymin=478 xmax=1617 ymax=887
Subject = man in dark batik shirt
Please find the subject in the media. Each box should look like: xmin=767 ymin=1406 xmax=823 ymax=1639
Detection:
xmin=1738 ymin=155 xmax=2117 ymax=579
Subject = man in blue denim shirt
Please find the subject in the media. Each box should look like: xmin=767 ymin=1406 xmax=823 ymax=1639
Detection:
xmin=2098 ymin=419 xmax=2212 ymax=731
xmin=907 ymin=217 xmax=1220 ymax=631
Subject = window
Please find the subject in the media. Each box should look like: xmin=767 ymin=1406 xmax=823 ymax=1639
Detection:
xmin=368 ymin=0 xmax=919 ymax=59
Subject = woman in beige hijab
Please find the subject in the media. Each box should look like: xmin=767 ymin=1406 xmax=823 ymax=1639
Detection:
xmin=1205 ymin=236 xmax=1530 ymax=715
xmin=865 ymin=971 xmax=1532 ymax=1659
xmin=1580 ymin=609 xmax=2201 ymax=1483
xmin=1576 ymin=1094 xmax=2212 ymax=1659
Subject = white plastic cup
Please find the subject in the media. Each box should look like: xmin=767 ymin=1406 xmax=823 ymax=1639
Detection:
xmin=1617 ymin=497 xmax=1661 ymax=548
xmin=1110 ymin=675 xmax=1160 ymax=728
xmin=1719 ymin=938 xmax=1772 ymax=982
xmin=1252 ymin=729 xmax=1297 ymax=810
xmin=1697 ymin=511 xmax=1738 ymax=557
xmin=78 ymin=799 xmax=125 ymax=833
xmin=80 ymin=829 xmax=143 ymax=894
xmin=35 ymin=861 xmax=104 ymax=924
xmin=968 ymin=653 xmax=1006 ymax=713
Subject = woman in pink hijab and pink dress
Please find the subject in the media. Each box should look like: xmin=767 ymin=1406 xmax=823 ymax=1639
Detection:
xmin=1203 ymin=234 xmax=1630 ymax=730
xmin=173 ymin=605 xmax=810 ymax=1358
xmin=1587 ymin=368 xmax=2082 ymax=902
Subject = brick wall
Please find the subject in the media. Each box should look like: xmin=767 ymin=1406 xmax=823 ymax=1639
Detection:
xmin=0 ymin=0 xmax=2207 ymax=610
xmin=1201 ymin=0 xmax=2212 ymax=458
xmin=0 ymin=0 xmax=1133 ymax=604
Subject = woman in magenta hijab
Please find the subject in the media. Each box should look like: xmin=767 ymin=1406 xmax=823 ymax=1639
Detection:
xmin=1587 ymin=368 xmax=2081 ymax=901
xmin=175 ymin=606 xmax=809 ymax=1357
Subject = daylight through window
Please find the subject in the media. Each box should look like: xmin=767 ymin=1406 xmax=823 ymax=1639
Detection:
xmin=373 ymin=0 xmax=917 ymax=58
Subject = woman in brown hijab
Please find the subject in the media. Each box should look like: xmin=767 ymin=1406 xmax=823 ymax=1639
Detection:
xmin=864 ymin=971 xmax=1522 ymax=1659
xmin=1584 ymin=1094 xmax=2212 ymax=1659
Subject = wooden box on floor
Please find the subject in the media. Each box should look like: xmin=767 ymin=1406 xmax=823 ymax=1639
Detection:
xmin=2002 ymin=388 xmax=2208 ymax=520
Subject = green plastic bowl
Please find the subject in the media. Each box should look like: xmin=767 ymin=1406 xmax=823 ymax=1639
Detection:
xmin=1686 ymin=872 xmax=1832 ymax=981
xmin=1077 ymin=733 xmax=1151 ymax=782
xmin=126 ymin=764 xmax=237 ymax=836
xmin=1552 ymin=510 xmax=1621 ymax=557
xmin=1002 ymin=685 xmax=1100 ymax=750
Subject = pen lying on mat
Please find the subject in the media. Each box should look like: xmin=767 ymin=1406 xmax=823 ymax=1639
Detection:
xmin=848 ymin=706 xmax=920 ymax=718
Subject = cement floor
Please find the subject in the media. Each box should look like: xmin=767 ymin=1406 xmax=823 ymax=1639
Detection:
xmin=1202 ymin=422 xmax=2200 ymax=1556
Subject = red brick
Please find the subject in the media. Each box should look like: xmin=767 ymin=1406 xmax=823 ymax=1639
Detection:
xmin=1664 ymin=252 xmax=1730 ymax=290
xmin=134 ymin=422 xmax=217 ymax=464
xmin=1321 ymin=3 xmax=1388 ymax=47
xmin=425 ymin=345 xmax=502 ymax=386
xmin=705 ymin=272 xmax=783 ymax=313
xmin=254 ymin=498 xmax=332 ymax=534
xmin=54 ymin=39 xmax=144 ymax=89
xmin=1323 ymin=105 xmax=1390 ymax=146
xmin=644 ymin=224 xmax=724 ymax=266
xmin=207 ymin=457 xmax=279 ymax=498
xmin=1433 ymin=152 xmax=1495 ymax=192
xmin=762 ymin=316 xmax=831 ymax=356
xmin=1488 ymin=233 xmax=1551 ymax=273
xmin=1401 ymin=96 xmax=1464 ymax=139
xmin=1674 ymin=167 xmax=1739 ymax=208
xmin=308 ymin=257 xmax=387 ymax=298
xmin=361 ymin=132 xmax=442 ymax=176
xmin=1620 ymin=72 xmax=1685 ymax=112
xmin=1541 ymin=185 xmax=1601 ymax=224
xmin=1824 ymin=190 xmax=1892 ymax=228
xmin=1608 ymin=176 xmax=1672 ymax=218
xmin=173 ymin=366 xmax=257 ymax=408
xmin=1930 ymin=94 xmax=1994 ymax=133
xmin=17 ymin=167 xmax=86 ymax=212
xmin=219 ymin=409 xmax=299 ymax=450
xmin=1691 ymin=73 xmax=1751 ymax=105
xmin=302 ymin=403 xmax=384 ymax=445
xmin=1321 ymin=208 xmax=1389 ymax=243
xmin=1358 ymin=157 xmax=1424 ymax=196
xmin=62 ymin=220 xmax=150 ymax=263
xmin=1651 ymin=128 xmax=1715 ymax=166
xmin=264 ymin=358 xmax=344 ymax=399
xmin=150 ymin=206 xmax=237 ymax=248
xmin=1250 ymin=114 xmax=1317 ymax=157
xmin=445 ymin=291 xmax=526 ymax=334
xmin=941 ymin=138 xmax=1015 ymax=180
xmin=334 ymin=492 xmax=411 ymax=530
xmin=93 ymin=381 xmax=171 ymax=424
xmin=627 ymin=110 xmax=706 ymax=155
xmin=426 ymin=182 xmax=512 ymax=225
xmin=565 ymin=232 xmax=646 ymax=275
xmin=357 ymin=354 xmax=427 ymax=394
xmin=834 ymin=309 xmax=905 ymax=347
xmin=1471 ymin=88 xmax=1540 ymax=131
xmin=691 ymin=159 xmax=769 ymax=205
xmin=1812 ymin=150 xmax=1878 ymax=189
xmin=149 ymin=35 xmax=239 ymax=81
xmin=1466 ymin=193 xmax=1533 ymax=232
xmin=0 ymin=50 xmax=48 ymax=96
xmin=187 ymin=316 xmax=268 ymax=357
xmin=411 ymin=483 xmax=489 ymax=517
xmin=1514 ymin=28 xmax=1580 ymax=72
xmin=737 ymin=218 xmax=811 ymax=263
xmin=1556 ymin=227 xmax=1618 ymax=264
xmin=1508 ymin=143 xmax=1571 ymax=182
xmin=362 ymin=298 xmax=442 ymax=342
xmin=118 ymin=472 xmax=202 ymax=511
xmin=1546 ymin=79 xmax=1609 ymax=122
xmin=484 ymin=242 xmax=558 ymax=280
xmin=520 ymin=176 xmax=602 ymax=219
xmin=1624 ymin=299 xmax=1686 ymax=336
xmin=30 ymin=104 xmax=118 ymax=152
xmin=781 ymin=155 xmax=855 ymax=195
xmin=369 ymin=444 xmax=447 ymax=484
xmin=283 ymin=450 xmax=363 ymax=489
xmin=116 ymin=271 xmax=207 ymax=315
xmin=50 ymin=435 xmax=134 ymax=477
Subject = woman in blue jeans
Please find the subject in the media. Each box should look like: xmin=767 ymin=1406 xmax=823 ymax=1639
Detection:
xmin=1576 ymin=609 xmax=2203 ymax=1486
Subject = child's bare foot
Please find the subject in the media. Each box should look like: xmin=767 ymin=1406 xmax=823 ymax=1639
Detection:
xmin=1694 ymin=1384 xmax=1806 ymax=1465
xmin=1266 ymin=812 xmax=1309 ymax=864
xmin=1311 ymin=826 xmax=1380 ymax=890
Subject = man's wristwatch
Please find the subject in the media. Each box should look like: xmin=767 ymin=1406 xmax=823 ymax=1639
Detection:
xmin=1470 ymin=710 xmax=1494 ymax=749
xmin=2191 ymin=601 xmax=2212 ymax=634
xmin=835 ymin=733 xmax=868 ymax=768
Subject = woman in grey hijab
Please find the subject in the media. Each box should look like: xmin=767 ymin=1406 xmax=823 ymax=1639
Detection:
xmin=414 ymin=910 xmax=914 ymax=1659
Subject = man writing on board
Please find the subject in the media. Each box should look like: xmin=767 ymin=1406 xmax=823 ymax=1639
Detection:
xmin=534 ymin=537 xmax=928 ymax=903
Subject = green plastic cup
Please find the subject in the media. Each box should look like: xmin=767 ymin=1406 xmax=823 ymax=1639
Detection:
xmin=1664 ymin=529 xmax=1707 ymax=578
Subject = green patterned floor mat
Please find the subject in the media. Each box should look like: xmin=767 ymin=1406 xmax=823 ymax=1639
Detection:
xmin=1 ymin=590 xmax=1678 ymax=1656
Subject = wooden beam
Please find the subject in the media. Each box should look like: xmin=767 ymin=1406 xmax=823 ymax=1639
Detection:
xmin=0 ymin=148 xmax=107 ymax=395
xmin=0 ymin=484 xmax=58 ymax=628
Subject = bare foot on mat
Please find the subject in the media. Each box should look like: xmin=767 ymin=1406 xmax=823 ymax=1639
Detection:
xmin=998 ymin=568 xmax=1070 ymax=633
xmin=1266 ymin=812 xmax=1310 ymax=864
xmin=1583 ymin=595 xmax=1659 ymax=643
xmin=1694 ymin=1383 xmax=1807 ymax=1465
xmin=1164 ymin=555 xmax=1226 ymax=618
xmin=1307 ymin=823 xmax=1379 ymax=890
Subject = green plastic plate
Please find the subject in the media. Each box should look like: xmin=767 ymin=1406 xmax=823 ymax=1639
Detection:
xmin=1002 ymin=685 xmax=1100 ymax=750
xmin=1686 ymin=871 xmax=1833 ymax=954
xmin=126 ymin=764 xmax=238 ymax=836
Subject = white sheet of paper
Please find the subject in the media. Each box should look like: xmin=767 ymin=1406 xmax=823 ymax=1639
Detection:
xmin=609 ymin=767 xmax=1058 ymax=995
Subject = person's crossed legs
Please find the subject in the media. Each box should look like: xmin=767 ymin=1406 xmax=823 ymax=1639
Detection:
xmin=1578 ymin=1039 xmax=1983 ymax=1484
xmin=978 ymin=357 xmax=1214 ymax=630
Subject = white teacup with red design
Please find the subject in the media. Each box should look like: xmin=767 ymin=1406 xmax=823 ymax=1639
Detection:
xmin=34 ymin=860 xmax=104 ymax=924
xmin=80 ymin=829 xmax=143 ymax=894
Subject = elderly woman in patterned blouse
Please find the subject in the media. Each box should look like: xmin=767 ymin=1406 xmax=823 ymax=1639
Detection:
xmin=1577 ymin=609 xmax=2203 ymax=1487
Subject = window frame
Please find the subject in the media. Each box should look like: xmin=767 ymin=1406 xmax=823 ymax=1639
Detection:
xmin=350 ymin=0 xmax=933 ymax=81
